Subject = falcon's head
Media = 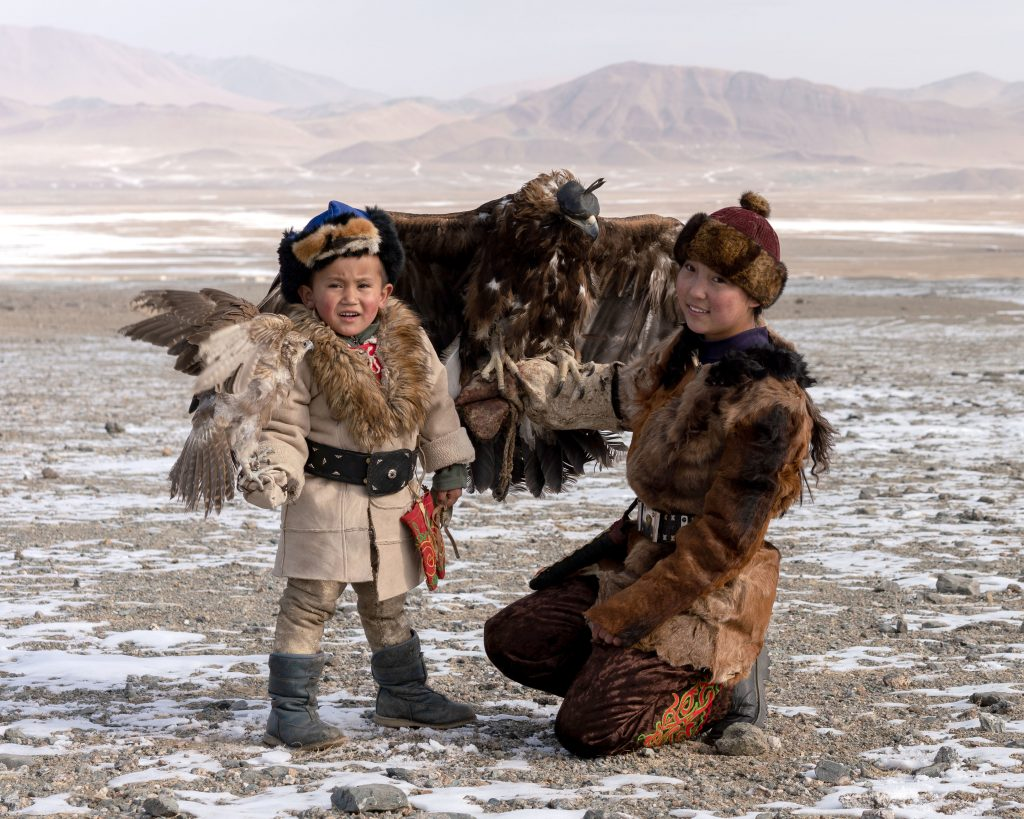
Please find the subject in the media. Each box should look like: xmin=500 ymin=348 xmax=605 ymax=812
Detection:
xmin=281 ymin=333 xmax=314 ymax=376
xmin=508 ymin=169 xmax=605 ymax=244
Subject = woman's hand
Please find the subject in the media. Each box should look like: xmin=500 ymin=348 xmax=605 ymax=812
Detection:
xmin=432 ymin=487 xmax=463 ymax=510
xmin=588 ymin=620 xmax=624 ymax=647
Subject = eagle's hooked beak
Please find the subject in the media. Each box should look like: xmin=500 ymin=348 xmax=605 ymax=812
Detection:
xmin=567 ymin=213 xmax=600 ymax=240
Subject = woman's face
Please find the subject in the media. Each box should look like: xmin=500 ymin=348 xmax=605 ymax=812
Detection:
xmin=675 ymin=259 xmax=760 ymax=341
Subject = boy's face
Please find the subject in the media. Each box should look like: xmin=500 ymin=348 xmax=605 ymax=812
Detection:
xmin=299 ymin=254 xmax=392 ymax=337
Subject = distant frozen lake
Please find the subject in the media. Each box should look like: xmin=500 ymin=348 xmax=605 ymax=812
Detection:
xmin=2 ymin=206 xmax=1024 ymax=285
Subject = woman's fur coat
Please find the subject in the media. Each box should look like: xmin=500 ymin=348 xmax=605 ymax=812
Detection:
xmin=516 ymin=326 xmax=832 ymax=685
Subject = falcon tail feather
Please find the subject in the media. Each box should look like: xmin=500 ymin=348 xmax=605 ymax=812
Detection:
xmin=169 ymin=424 xmax=235 ymax=517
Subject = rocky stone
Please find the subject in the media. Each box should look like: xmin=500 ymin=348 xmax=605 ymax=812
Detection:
xmin=583 ymin=811 xmax=637 ymax=819
xmin=330 ymin=784 xmax=409 ymax=813
xmin=882 ymin=672 xmax=911 ymax=689
xmin=934 ymin=745 xmax=960 ymax=765
xmin=421 ymin=814 xmax=476 ymax=819
xmin=861 ymin=811 xmax=896 ymax=819
xmin=105 ymin=420 xmax=125 ymax=435
xmin=714 ymin=723 xmax=771 ymax=756
xmin=979 ymin=713 xmax=1006 ymax=733
xmin=41 ymin=467 xmax=59 ymax=479
xmin=0 ymin=754 xmax=34 ymax=770
xmin=814 ymin=759 xmax=854 ymax=784
xmin=935 ymin=573 xmax=980 ymax=595
xmin=142 ymin=794 xmax=179 ymax=817
xmin=385 ymin=766 xmax=415 ymax=782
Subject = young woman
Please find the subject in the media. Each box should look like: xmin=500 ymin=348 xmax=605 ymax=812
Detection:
xmin=481 ymin=193 xmax=834 ymax=757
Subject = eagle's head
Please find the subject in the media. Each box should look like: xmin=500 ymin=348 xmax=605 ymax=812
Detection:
xmin=556 ymin=176 xmax=604 ymax=240
xmin=510 ymin=170 xmax=605 ymax=243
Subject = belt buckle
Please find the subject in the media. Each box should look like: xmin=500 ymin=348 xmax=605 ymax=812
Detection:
xmin=640 ymin=502 xmax=661 ymax=541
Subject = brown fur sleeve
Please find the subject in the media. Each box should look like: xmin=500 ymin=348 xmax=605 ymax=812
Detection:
xmin=585 ymin=400 xmax=805 ymax=645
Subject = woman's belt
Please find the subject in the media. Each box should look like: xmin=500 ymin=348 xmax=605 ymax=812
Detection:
xmin=636 ymin=500 xmax=695 ymax=544
xmin=304 ymin=439 xmax=415 ymax=496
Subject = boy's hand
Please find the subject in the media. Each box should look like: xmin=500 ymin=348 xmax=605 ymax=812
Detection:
xmin=240 ymin=468 xmax=294 ymax=509
xmin=431 ymin=487 xmax=462 ymax=510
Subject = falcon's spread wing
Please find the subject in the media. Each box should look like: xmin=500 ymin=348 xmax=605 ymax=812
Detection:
xmin=120 ymin=290 xmax=311 ymax=515
xmin=120 ymin=289 xmax=260 ymax=376
xmin=582 ymin=213 xmax=683 ymax=363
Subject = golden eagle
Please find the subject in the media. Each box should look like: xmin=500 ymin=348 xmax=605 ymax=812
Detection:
xmin=386 ymin=169 xmax=683 ymax=499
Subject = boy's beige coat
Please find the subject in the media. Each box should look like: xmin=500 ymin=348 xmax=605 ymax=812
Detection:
xmin=255 ymin=299 xmax=474 ymax=600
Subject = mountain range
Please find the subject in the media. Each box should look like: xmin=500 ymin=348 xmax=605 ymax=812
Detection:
xmin=1 ymin=24 xmax=1021 ymax=186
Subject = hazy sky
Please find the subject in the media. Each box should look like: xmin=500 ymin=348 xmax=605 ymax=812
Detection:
xmin=2 ymin=0 xmax=1022 ymax=98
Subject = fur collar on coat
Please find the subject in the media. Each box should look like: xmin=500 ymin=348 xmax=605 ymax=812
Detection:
xmin=290 ymin=299 xmax=434 ymax=450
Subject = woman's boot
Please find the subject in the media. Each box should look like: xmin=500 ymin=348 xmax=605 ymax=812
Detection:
xmin=263 ymin=652 xmax=346 ymax=750
xmin=370 ymin=632 xmax=476 ymax=728
xmin=703 ymin=646 xmax=770 ymax=742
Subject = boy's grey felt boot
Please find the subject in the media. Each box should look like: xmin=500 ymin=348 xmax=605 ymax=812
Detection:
xmin=370 ymin=632 xmax=476 ymax=729
xmin=263 ymin=652 xmax=346 ymax=750
xmin=703 ymin=646 xmax=770 ymax=743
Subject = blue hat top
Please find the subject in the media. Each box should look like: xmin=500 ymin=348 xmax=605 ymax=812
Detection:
xmin=301 ymin=200 xmax=370 ymax=234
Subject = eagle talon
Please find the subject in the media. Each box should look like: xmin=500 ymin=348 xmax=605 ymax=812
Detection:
xmin=548 ymin=347 xmax=586 ymax=399
xmin=478 ymin=342 xmax=520 ymax=393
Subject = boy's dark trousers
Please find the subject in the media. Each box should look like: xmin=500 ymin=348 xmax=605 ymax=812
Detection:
xmin=483 ymin=576 xmax=732 ymax=757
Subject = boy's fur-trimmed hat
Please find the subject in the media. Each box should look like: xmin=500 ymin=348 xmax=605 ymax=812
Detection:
xmin=673 ymin=192 xmax=787 ymax=307
xmin=278 ymin=200 xmax=405 ymax=303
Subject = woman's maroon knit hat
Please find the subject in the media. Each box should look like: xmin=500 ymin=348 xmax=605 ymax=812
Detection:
xmin=673 ymin=192 xmax=788 ymax=307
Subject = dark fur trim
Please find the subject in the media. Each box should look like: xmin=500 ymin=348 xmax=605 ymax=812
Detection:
xmin=705 ymin=346 xmax=815 ymax=389
xmin=708 ymin=344 xmax=834 ymax=480
xmin=661 ymin=327 xmax=703 ymax=390
xmin=672 ymin=213 xmax=707 ymax=263
xmin=278 ymin=232 xmax=311 ymax=304
xmin=366 ymin=206 xmax=405 ymax=284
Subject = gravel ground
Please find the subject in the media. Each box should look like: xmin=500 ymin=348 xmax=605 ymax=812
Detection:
xmin=0 ymin=279 xmax=1022 ymax=818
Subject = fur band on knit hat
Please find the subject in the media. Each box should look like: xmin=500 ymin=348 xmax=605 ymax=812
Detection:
xmin=673 ymin=192 xmax=788 ymax=308
xmin=277 ymin=200 xmax=405 ymax=304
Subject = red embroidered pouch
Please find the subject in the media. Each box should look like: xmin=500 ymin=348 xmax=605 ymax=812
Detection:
xmin=400 ymin=492 xmax=447 ymax=591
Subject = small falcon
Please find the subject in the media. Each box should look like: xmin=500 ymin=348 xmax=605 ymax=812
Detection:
xmin=120 ymin=289 xmax=312 ymax=515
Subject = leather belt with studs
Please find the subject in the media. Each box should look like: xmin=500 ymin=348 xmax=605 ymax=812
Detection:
xmin=636 ymin=499 xmax=695 ymax=544
xmin=304 ymin=439 xmax=415 ymax=496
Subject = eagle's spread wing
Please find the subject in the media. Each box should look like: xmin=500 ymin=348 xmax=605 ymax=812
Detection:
xmin=389 ymin=185 xmax=683 ymax=501
xmin=581 ymin=213 xmax=683 ymax=363
xmin=389 ymin=202 xmax=497 ymax=354
xmin=121 ymin=291 xmax=310 ymax=516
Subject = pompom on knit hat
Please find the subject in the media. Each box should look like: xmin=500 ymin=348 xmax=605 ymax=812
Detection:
xmin=673 ymin=192 xmax=788 ymax=307
xmin=277 ymin=200 xmax=405 ymax=304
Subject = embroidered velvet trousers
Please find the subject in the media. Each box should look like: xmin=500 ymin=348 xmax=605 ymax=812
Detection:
xmin=484 ymin=577 xmax=731 ymax=757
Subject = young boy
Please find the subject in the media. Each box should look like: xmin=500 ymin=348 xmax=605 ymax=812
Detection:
xmin=244 ymin=200 xmax=476 ymax=750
